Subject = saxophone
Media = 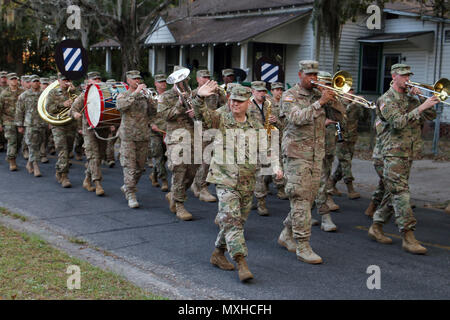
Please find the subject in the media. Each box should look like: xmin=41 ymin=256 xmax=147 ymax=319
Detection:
xmin=263 ymin=97 xmax=276 ymax=137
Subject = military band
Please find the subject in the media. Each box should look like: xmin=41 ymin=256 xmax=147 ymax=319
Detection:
xmin=0 ymin=58 xmax=446 ymax=283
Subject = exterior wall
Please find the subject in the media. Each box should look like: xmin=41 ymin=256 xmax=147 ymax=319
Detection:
xmin=440 ymin=25 xmax=450 ymax=123
xmin=155 ymin=47 xmax=167 ymax=74
xmin=384 ymin=16 xmax=435 ymax=33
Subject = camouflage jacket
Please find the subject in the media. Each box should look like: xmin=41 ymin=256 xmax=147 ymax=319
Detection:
xmin=372 ymin=116 xmax=387 ymax=160
xmin=116 ymin=88 xmax=155 ymax=141
xmin=0 ymin=85 xmax=8 ymax=95
xmin=0 ymin=87 xmax=25 ymax=126
xmin=69 ymin=93 xmax=94 ymax=134
xmin=341 ymin=100 xmax=362 ymax=142
xmin=376 ymin=87 xmax=436 ymax=158
xmin=15 ymin=89 xmax=45 ymax=128
xmin=46 ymin=86 xmax=78 ymax=126
xmin=192 ymin=96 xmax=281 ymax=192
xmin=280 ymin=84 xmax=326 ymax=161
xmin=248 ymin=96 xmax=283 ymax=131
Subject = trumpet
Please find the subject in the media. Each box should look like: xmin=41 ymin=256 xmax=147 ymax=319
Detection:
xmin=406 ymin=79 xmax=450 ymax=106
xmin=312 ymin=71 xmax=376 ymax=109
xmin=141 ymin=87 xmax=159 ymax=100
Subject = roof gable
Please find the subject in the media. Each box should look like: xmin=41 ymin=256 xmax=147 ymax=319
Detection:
xmin=145 ymin=17 xmax=176 ymax=45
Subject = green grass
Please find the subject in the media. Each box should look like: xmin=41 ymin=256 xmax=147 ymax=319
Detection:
xmin=0 ymin=224 xmax=166 ymax=300
xmin=0 ymin=207 xmax=28 ymax=222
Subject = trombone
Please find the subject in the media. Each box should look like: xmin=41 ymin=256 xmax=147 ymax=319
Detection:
xmin=406 ymin=78 xmax=450 ymax=106
xmin=311 ymin=71 xmax=376 ymax=109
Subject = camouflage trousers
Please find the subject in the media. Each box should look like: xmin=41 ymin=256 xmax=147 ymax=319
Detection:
xmin=254 ymin=169 xmax=286 ymax=199
xmin=315 ymin=153 xmax=335 ymax=211
xmin=373 ymin=157 xmax=416 ymax=232
xmin=120 ymin=140 xmax=149 ymax=194
xmin=371 ymin=157 xmax=385 ymax=208
xmin=74 ymin=131 xmax=84 ymax=157
xmin=4 ymin=125 xmax=23 ymax=159
xmin=283 ymin=157 xmax=322 ymax=241
xmin=83 ymin=128 xmax=108 ymax=181
xmin=39 ymin=126 xmax=50 ymax=158
xmin=149 ymin=133 xmax=167 ymax=180
xmin=332 ymin=139 xmax=356 ymax=184
xmin=51 ymin=123 xmax=77 ymax=174
xmin=215 ymin=184 xmax=253 ymax=259
xmin=0 ymin=130 xmax=6 ymax=150
xmin=106 ymin=134 xmax=118 ymax=162
xmin=24 ymin=127 xmax=42 ymax=162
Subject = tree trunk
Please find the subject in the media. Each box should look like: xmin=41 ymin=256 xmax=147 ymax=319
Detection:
xmin=314 ymin=21 xmax=321 ymax=61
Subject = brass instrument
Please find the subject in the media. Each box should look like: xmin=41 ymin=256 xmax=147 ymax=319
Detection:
xmin=167 ymin=68 xmax=194 ymax=109
xmin=142 ymin=87 xmax=159 ymax=100
xmin=38 ymin=80 xmax=75 ymax=126
xmin=312 ymin=71 xmax=376 ymax=109
xmin=406 ymin=79 xmax=450 ymax=106
xmin=263 ymin=97 xmax=276 ymax=137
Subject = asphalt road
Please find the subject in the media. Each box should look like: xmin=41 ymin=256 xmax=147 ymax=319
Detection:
xmin=0 ymin=155 xmax=449 ymax=300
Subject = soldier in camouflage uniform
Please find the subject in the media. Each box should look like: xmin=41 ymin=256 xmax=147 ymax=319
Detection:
xmin=15 ymin=75 xmax=43 ymax=177
xmin=0 ymin=71 xmax=9 ymax=152
xmin=369 ymin=63 xmax=438 ymax=255
xmin=0 ymin=73 xmax=25 ymax=171
xmin=192 ymin=82 xmax=282 ymax=282
xmin=46 ymin=73 xmax=79 ymax=187
xmin=278 ymin=60 xmax=337 ymax=264
xmin=70 ymin=71 xmax=108 ymax=196
xmin=116 ymin=70 xmax=156 ymax=208
xmin=220 ymin=68 xmax=235 ymax=90
xmin=104 ymin=79 xmax=119 ymax=168
xmin=148 ymin=74 xmax=169 ymax=192
xmin=191 ymin=69 xmax=227 ymax=203
xmin=159 ymin=66 xmax=200 ymax=221
xmin=38 ymin=77 xmax=50 ymax=163
xmin=19 ymin=75 xmax=32 ymax=160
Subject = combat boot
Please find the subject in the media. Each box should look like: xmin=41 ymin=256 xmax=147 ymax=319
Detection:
xmin=365 ymin=201 xmax=377 ymax=217
xmin=161 ymin=179 xmax=169 ymax=192
xmin=277 ymin=227 xmax=297 ymax=252
xmin=33 ymin=162 xmax=41 ymax=177
xmin=23 ymin=148 xmax=29 ymax=160
xmin=150 ymin=172 xmax=160 ymax=187
xmin=120 ymin=185 xmax=129 ymax=200
xmin=210 ymin=248 xmax=235 ymax=270
xmin=402 ymin=230 xmax=427 ymax=254
xmin=311 ymin=218 xmax=320 ymax=226
xmin=296 ymin=240 xmax=323 ymax=264
xmin=326 ymin=195 xmax=340 ymax=211
xmin=107 ymin=160 xmax=115 ymax=168
xmin=49 ymin=147 xmax=55 ymax=155
xmin=26 ymin=161 xmax=34 ymax=174
xmin=94 ymin=180 xmax=105 ymax=196
xmin=165 ymin=192 xmax=176 ymax=213
xmin=445 ymin=203 xmax=450 ymax=214
xmin=321 ymin=213 xmax=337 ymax=232
xmin=190 ymin=183 xmax=200 ymax=198
xmin=60 ymin=173 xmax=72 ymax=188
xmin=276 ymin=187 xmax=289 ymax=200
xmin=346 ymin=182 xmax=360 ymax=199
xmin=9 ymin=158 xmax=17 ymax=171
xmin=83 ymin=175 xmax=95 ymax=192
xmin=330 ymin=178 xmax=342 ymax=196
xmin=55 ymin=172 xmax=62 ymax=184
xmin=368 ymin=223 xmax=393 ymax=244
xmin=318 ymin=203 xmax=330 ymax=215
xmin=199 ymin=187 xmax=217 ymax=202
xmin=40 ymin=156 xmax=49 ymax=163
xmin=257 ymin=197 xmax=269 ymax=216
xmin=75 ymin=153 xmax=82 ymax=161
xmin=127 ymin=193 xmax=139 ymax=208
xmin=234 ymin=254 xmax=254 ymax=282
xmin=175 ymin=202 xmax=193 ymax=221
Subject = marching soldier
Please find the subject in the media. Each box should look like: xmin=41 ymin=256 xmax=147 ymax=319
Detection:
xmin=0 ymin=71 xmax=9 ymax=152
xmin=158 ymin=66 xmax=200 ymax=221
xmin=15 ymin=75 xmax=43 ymax=177
xmin=38 ymin=78 xmax=50 ymax=163
xmin=192 ymin=82 xmax=282 ymax=282
xmin=104 ymin=79 xmax=119 ymax=168
xmin=19 ymin=75 xmax=32 ymax=160
xmin=46 ymin=73 xmax=79 ymax=188
xmin=116 ymin=70 xmax=156 ymax=208
xmin=70 ymin=71 xmax=107 ymax=196
xmin=369 ymin=63 xmax=438 ymax=254
xmin=221 ymin=68 xmax=235 ymax=90
xmin=0 ymin=73 xmax=25 ymax=171
xmin=278 ymin=60 xmax=336 ymax=264
xmin=148 ymin=73 xmax=169 ymax=192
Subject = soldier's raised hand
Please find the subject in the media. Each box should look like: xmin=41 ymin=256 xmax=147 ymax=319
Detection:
xmin=198 ymin=80 xmax=218 ymax=97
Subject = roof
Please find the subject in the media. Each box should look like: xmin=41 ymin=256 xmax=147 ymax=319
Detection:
xmin=384 ymin=1 xmax=450 ymax=20
xmin=90 ymin=39 xmax=120 ymax=49
xmin=358 ymin=31 xmax=434 ymax=43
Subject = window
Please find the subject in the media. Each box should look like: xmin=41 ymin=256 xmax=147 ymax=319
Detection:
xmin=445 ymin=30 xmax=450 ymax=43
xmin=359 ymin=44 xmax=381 ymax=93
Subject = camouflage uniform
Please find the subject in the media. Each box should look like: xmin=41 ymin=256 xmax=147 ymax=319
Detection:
xmin=370 ymin=117 xmax=386 ymax=209
xmin=0 ymin=71 xmax=8 ymax=152
xmin=149 ymin=106 xmax=167 ymax=180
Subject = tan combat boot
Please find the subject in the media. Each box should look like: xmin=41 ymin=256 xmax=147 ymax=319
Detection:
xmin=321 ymin=213 xmax=337 ymax=232
xmin=365 ymin=201 xmax=377 ymax=217
xmin=190 ymin=183 xmax=200 ymax=198
xmin=330 ymin=178 xmax=342 ymax=196
xmin=94 ymin=180 xmax=105 ymax=196
xmin=165 ymin=192 xmax=176 ymax=213
xmin=346 ymin=182 xmax=360 ymax=199
xmin=161 ymin=179 xmax=169 ymax=192
xmin=234 ymin=254 xmax=254 ymax=282
xmin=326 ymin=195 xmax=340 ymax=211
xmin=277 ymin=227 xmax=297 ymax=252
xmin=368 ymin=223 xmax=393 ymax=244
xmin=210 ymin=248 xmax=235 ymax=270
xmin=311 ymin=218 xmax=320 ymax=226
xmin=276 ymin=187 xmax=288 ymax=200
xmin=175 ymin=202 xmax=193 ymax=221
xmin=149 ymin=171 xmax=160 ymax=187
xmin=33 ymin=162 xmax=42 ymax=177
xmin=199 ymin=187 xmax=217 ymax=202
xmin=257 ymin=197 xmax=269 ymax=216
xmin=26 ymin=161 xmax=34 ymax=174
xmin=318 ymin=203 xmax=330 ymax=215
xmin=127 ymin=193 xmax=139 ymax=208
xmin=23 ymin=148 xmax=29 ymax=160
xmin=402 ymin=230 xmax=427 ymax=254
xmin=9 ymin=158 xmax=17 ymax=171
xmin=296 ymin=240 xmax=323 ymax=264
xmin=55 ymin=172 xmax=62 ymax=184
xmin=40 ymin=156 xmax=49 ymax=163
xmin=83 ymin=175 xmax=95 ymax=192
xmin=60 ymin=173 xmax=72 ymax=188
xmin=120 ymin=185 xmax=129 ymax=200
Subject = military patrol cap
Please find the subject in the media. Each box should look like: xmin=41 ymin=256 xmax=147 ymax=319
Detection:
xmin=21 ymin=75 xmax=31 ymax=82
xmin=57 ymin=72 xmax=68 ymax=80
xmin=7 ymin=73 xmax=19 ymax=80
xmin=270 ymin=82 xmax=284 ymax=90
xmin=230 ymin=85 xmax=251 ymax=102
xmin=29 ymin=75 xmax=40 ymax=82
xmin=0 ymin=71 xmax=7 ymax=77
xmin=318 ymin=71 xmax=332 ymax=84
xmin=87 ymin=71 xmax=101 ymax=79
xmin=106 ymin=79 xmax=116 ymax=83
xmin=154 ymin=74 xmax=167 ymax=82
xmin=251 ymin=81 xmax=267 ymax=91
xmin=49 ymin=76 xmax=57 ymax=82
xmin=173 ymin=65 xmax=185 ymax=72
xmin=40 ymin=77 xmax=50 ymax=84
xmin=222 ymin=68 xmax=235 ymax=77
xmin=126 ymin=70 xmax=142 ymax=79
xmin=391 ymin=63 xmax=414 ymax=76
xmin=226 ymin=82 xmax=240 ymax=95
xmin=197 ymin=69 xmax=211 ymax=78
xmin=299 ymin=60 xmax=319 ymax=74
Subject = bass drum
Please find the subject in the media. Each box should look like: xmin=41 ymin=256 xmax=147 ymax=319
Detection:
xmin=84 ymin=82 xmax=128 ymax=128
